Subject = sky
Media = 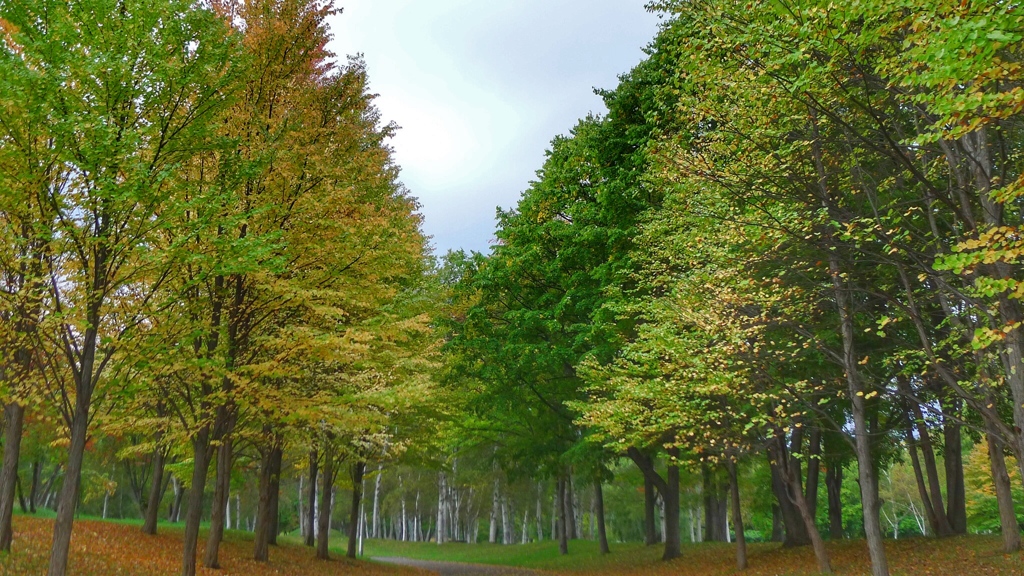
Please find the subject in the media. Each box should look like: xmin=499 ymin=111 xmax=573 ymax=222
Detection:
xmin=327 ymin=1 xmax=662 ymax=255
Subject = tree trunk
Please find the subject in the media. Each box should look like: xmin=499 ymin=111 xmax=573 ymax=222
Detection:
xmin=437 ymin=472 xmax=447 ymax=544
xmin=906 ymin=427 xmax=938 ymax=536
xmin=503 ymin=495 xmax=513 ymax=545
xmin=268 ymin=445 xmax=282 ymax=545
xmin=181 ymin=426 xmax=213 ymax=576
xmin=770 ymin=453 xmax=809 ymax=547
xmin=47 ymin=385 xmax=93 ymax=576
xmin=595 ymin=478 xmax=609 ymax=555
xmin=0 ymin=401 xmax=25 ymax=552
xmin=536 ymin=483 xmax=544 ymax=542
xmin=557 ymin=475 xmax=568 ymax=555
xmin=727 ymin=462 xmax=747 ymax=571
xmin=170 ymin=476 xmax=184 ymax=523
xmin=28 ymin=459 xmax=39 ymax=513
xmin=703 ymin=465 xmax=728 ymax=542
xmin=316 ymin=442 xmax=334 ymax=560
xmin=564 ymin=474 xmax=576 ymax=540
xmin=825 ymin=465 xmax=843 ymax=539
xmin=627 ymin=446 xmax=680 ymax=560
xmin=941 ymin=397 xmax=967 ymax=535
xmin=16 ymin=474 xmax=27 ymax=514
xmin=805 ymin=428 xmax=821 ymax=519
xmin=400 ymin=477 xmax=408 ymax=541
xmin=958 ymin=128 xmax=1024 ymax=504
xmin=662 ymin=448 xmax=681 ymax=561
xmin=901 ymin=385 xmax=953 ymax=537
xmin=987 ymin=428 xmax=1021 ymax=553
xmin=813 ymin=108 xmax=889 ymax=576
xmin=414 ymin=490 xmax=420 ymax=542
xmin=644 ymin=474 xmax=657 ymax=546
xmin=348 ymin=461 xmax=366 ymax=559
xmin=142 ymin=447 xmax=167 ymax=535
xmin=771 ymin=504 xmax=784 ymax=542
xmin=658 ymin=494 xmax=665 ymax=543
xmin=772 ymin=435 xmax=831 ymax=573
xmin=205 ymin=436 xmax=233 ymax=567
xmin=489 ymin=477 xmax=499 ymax=543
xmin=372 ymin=463 xmax=383 ymax=538
xmin=254 ymin=445 xmax=274 ymax=562
xmin=833 ymin=260 xmax=889 ymax=575
xmin=305 ymin=449 xmax=318 ymax=547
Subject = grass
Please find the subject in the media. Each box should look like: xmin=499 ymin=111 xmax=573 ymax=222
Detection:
xmin=362 ymin=538 xmax=660 ymax=570
xmin=363 ymin=534 xmax=1024 ymax=575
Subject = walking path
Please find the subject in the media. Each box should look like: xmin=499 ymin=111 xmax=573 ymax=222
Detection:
xmin=373 ymin=557 xmax=542 ymax=575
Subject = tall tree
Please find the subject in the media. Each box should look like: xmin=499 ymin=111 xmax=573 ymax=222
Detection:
xmin=0 ymin=2 xmax=239 ymax=574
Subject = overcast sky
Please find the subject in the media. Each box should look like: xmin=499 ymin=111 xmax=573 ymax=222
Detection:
xmin=327 ymin=1 xmax=661 ymax=255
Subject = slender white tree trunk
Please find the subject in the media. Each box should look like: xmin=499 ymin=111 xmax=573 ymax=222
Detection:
xmin=358 ymin=481 xmax=366 ymax=555
xmin=329 ymin=487 xmax=336 ymax=533
xmin=490 ymin=478 xmax=500 ymax=543
xmin=689 ymin=507 xmax=696 ymax=543
xmin=400 ymin=477 xmax=407 ymax=541
xmin=571 ymin=475 xmax=581 ymax=539
xmin=501 ymin=496 xmax=512 ymax=544
xmin=725 ymin=504 xmax=731 ymax=543
xmin=536 ymin=485 xmax=544 ymax=542
xmin=414 ymin=490 xmax=421 ymax=542
xmin=313 ymin=471 xmax=321 ymax=538
xmin=551 ymin=489 xmax=557 ymax=540
xmin=658 ymin=494 xmax=666 ymax=543
xmin=372 ymin=464 xmax=383 ymax=538
xmin=437 ymin=472 xmax=447 ymax=544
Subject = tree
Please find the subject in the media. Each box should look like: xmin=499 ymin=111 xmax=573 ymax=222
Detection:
xmin=0 ymin=2 xmax=239 ymax=573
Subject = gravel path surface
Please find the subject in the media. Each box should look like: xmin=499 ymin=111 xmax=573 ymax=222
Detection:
xmin=372 ymin=557 xmax=542 ymax=575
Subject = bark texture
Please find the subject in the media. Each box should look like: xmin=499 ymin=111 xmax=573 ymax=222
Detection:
xmin=727 ymin=462 xmax=747 ymax=571
xmin=0 ymin=402 xmax=25 ymax=552
xmin=142 ymin=446 xmax=167 ymax=536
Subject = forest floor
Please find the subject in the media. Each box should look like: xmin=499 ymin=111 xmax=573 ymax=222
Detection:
xmin=364 ymin=535 xmax=1024 ymax=575
xmin=2 ymin=515 xmax=1024 ymax=575
xmin=0 ymin=514 xmax=420 ymax=575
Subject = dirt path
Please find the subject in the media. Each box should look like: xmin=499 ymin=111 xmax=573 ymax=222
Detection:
xmin=372 ymin=557 xmax=542 ymax=576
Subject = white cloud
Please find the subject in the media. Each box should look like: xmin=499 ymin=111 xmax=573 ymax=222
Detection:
xmin=328 ymin=0 xmax=660 ymax=254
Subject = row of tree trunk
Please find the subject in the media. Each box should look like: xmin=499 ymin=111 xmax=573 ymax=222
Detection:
xmin=625 ymin=410 xmax=981 ymax=573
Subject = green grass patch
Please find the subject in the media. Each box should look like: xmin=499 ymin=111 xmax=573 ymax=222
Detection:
xmin=361 ymin=538 xmax=668 ymax=570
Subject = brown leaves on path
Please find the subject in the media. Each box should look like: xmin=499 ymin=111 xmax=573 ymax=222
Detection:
xmin=0 ymin=516 xmax=423 ymax=575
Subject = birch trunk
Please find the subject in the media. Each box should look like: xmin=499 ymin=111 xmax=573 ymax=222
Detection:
xmin=372 ymin=464 xmax=383 ymax=538
xmin=557 ymin=475 xmax=569 ymax=555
